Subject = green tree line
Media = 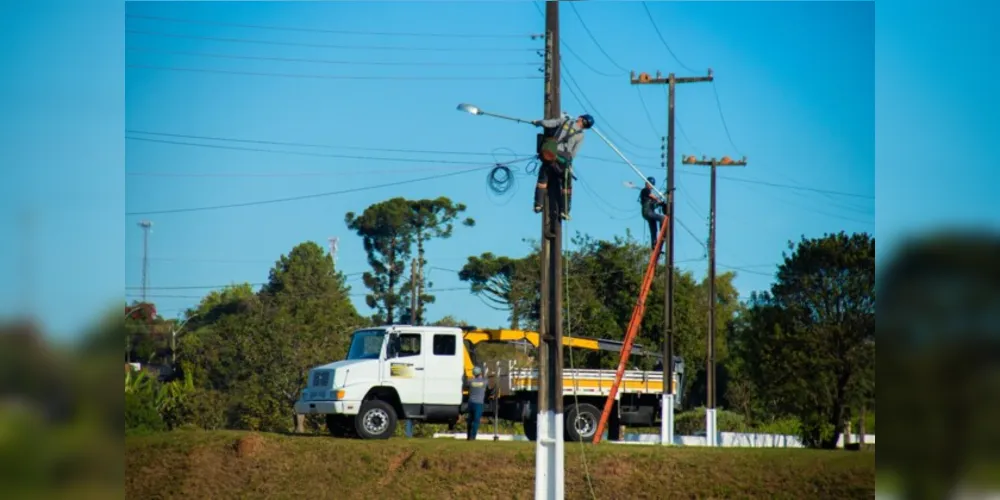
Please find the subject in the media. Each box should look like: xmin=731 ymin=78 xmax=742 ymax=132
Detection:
xmin=122 ymin=195 xmax=874 ymax=448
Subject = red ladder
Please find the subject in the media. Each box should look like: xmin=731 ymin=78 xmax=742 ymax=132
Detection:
xmin=592 ymin=215 xmax=670 ymax=443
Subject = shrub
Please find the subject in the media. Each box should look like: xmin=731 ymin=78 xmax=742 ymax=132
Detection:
xmin=162 ymin=388 xmax=227 ymax=430
xmin=125 ymin=391 xmax=165 ymax=435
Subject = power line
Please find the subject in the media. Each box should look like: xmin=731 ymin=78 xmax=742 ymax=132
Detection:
xmin=126 ymin=64 xmax=541 ymax=81
xmin=126 ymin=160 xmax=531 ymax=216
xmin=126 ymin=136 xmax=521 ymax=166
xmin=127 ymin=131 xmax=874 ymax=199
xmin=126 ymin=47 xmax=540 ymax=67
xmin=126 ymin=130 xmax=511 ymax=157
xmin=125 ymin=29 xmax=541 ymax=52
xmin=640 ymin=2 xmax=698 ymax=73
xmin=635 ymin=87 xmax=663 ymax=140
xmin=126 ymin=14 xmax=539 ymax=39
xmin=567 ymin=3 xmax=628 ymax=74
xmin=561 ymin=64 xmax=659 ymax=153
xmin=127 ymin=167 xmax=474 ymax=178
xmin=710 ymin=82 xmax=744 ymax=157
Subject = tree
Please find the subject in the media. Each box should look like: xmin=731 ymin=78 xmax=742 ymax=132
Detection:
xmin=345 ymin=198 xmax=414 ymax=324
xmin=178 ymin=241 xmax=365 ymax=432
xmin=730 ymin=232 xmax=874 ymax=448
xmin=459 ymin=251 xmax=539 ymax=329
xmin=406 ymin=197 xmax=475 ymax=325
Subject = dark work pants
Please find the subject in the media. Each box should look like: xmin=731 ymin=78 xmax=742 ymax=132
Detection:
xmin=534 ymin=162 xmax=572 ymax=216
xmin=466 ymin=402 xmax=484 ymax=440
xmin=643 ymin=206 xmax=665 ymax=249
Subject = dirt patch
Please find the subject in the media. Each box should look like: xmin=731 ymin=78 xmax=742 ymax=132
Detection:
xmin=378 ymin=450 xmax=415 ymax=487
xmin=233 ymin=433 xmax=265 ymax=459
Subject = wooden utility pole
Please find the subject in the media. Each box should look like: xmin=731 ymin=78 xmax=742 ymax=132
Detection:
xmin=537 ymin=1 xmax=563 ymax=499
xmin=682 ymin=154 xmax=747 ymax=447
xmin=630 ymin=70 xmax=712 ymax=445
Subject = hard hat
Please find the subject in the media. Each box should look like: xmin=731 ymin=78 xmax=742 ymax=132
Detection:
xmin=579 ymin=114 xmax=595 ymax=129
xmin=647 ymin=176 xmax=656 ymax=185
xmin=473 ymin=366 xmax=482 ymax=375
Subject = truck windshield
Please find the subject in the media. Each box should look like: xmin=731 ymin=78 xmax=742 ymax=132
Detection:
xmin=346 ymin=330 xmax=385 ymax=360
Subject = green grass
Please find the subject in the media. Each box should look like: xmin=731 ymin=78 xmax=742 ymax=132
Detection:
xmin=126 ymin=430 xmax=874 ymax=499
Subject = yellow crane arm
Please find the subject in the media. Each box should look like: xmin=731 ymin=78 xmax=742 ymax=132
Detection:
xmin=460 ymin=328 xmax=659 ymax=378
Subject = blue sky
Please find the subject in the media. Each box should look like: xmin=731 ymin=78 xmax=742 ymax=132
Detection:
xmin=120 ymin=0 xmax=875 ymax=325
xmin=2 ymin=0 xmax=996 ymax=340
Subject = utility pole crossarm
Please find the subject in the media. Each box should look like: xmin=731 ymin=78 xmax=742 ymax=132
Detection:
xmin=630 ymin=70 xmax=714 ymax=85
xmin=681 ymin=156 xmax=748 ymax=167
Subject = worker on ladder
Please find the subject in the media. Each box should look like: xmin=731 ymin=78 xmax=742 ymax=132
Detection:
xmin=531 ymin=113 xmax=595 ymax=221
xmin=640 ymin=176 xmax=667 ymax=250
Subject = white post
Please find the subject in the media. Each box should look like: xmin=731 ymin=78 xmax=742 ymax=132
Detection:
xmin=660 ymin=394 xmax=675 ymax=445
xmin=705 ymin=408 xmax=718 ymax=447
xmin=534 ymin=411 xmax=564 ymax=499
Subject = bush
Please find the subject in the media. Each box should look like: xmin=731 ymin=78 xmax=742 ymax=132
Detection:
xmin=125 ymin=391 xmax=165 ymax=435
xmin=162 ymin=388 xmax=227 ymax=430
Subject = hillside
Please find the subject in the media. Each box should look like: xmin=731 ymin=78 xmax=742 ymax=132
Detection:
xmin=126 ymin=430 xmax=875 ymax=499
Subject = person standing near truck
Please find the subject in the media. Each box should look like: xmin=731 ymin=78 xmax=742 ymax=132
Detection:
xmin=465 ymin=366 xmax=488 ymax=440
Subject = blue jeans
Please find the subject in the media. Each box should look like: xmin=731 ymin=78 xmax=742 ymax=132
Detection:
xmin=467 ymin=402 xmax=484 ymax=440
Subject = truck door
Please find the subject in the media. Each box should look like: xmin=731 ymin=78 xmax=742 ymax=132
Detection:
xmin=423 ymin=332 xmax=463 ymax=406
xmin=385 ymin=331 xmax=426 ymax=406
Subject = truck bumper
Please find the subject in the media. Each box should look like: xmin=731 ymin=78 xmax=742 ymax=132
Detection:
xmin=294 ymin=400 xmax=360 ymax=416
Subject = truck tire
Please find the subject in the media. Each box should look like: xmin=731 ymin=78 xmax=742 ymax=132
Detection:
xmin=326 ymin=414 xmax=354 ymax=438
xmin=523 ymin=417 xmax=538 ymax=441
xmin=565 ymin=403 xmax=601 ymax=442
xmin=354 ymin=400 xmax=397 ymax=440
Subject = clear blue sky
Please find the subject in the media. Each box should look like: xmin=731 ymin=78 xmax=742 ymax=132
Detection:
xmin=120 ymin=0 xmax=875 ymax=324
xmin=3 ymin=0 xmax=996 ymax=340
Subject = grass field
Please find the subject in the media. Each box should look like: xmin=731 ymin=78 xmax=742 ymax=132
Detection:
xmin=126 ymin=430 xmax=875 ymax=499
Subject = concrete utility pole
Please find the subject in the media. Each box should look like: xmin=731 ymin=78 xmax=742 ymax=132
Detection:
xmin=537 ymin=1 xmax=563 ymax=499
xmin=629 ymin=70 xmax=713 ymax=446
xmin=137 ymin=220 xmax=153 ymax=303
xmin=682 ymin=154 xmax=747 ymax=447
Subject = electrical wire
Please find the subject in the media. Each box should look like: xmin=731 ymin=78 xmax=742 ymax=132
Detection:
xmin=640 ymin=2 xmax=698 ymax=73
xmin=126 ymin=13 xmax=540 ymax=39
xmin=126 ymin=64 xmax=541 ymax=81
xmin=127 ymin=130 xmax=512 ymax=157
xmin=127 ymin=131 xmax=874 ymax=198
xmin=125 ymin=29 xmax=541 ymax=52
xmin=126 ymin=136 xmax=525 ymax=166
xmin=561 ymin=214 xmax=599 ymax=500
xmin=561 ymin=65 xmax=659 ymax=154
xmin=126 ymin=161 xmax=531 ymax=216
xmin=567 ymin=3 xmax=628 ymax=74
xmin=126 ymin=47 xmax=541 ymax=67
xmin=710 ymin=82 xmax=744 ymax=157
xmin=635 ymin=87 xmax=663 ymax=140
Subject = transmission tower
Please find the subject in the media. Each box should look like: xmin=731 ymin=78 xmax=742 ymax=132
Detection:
xmin=138 ymin=220 xmax=153 ymax=302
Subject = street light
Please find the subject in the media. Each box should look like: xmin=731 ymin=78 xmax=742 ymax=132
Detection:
xmin=455 ymin=103 xmax=533 ymax=125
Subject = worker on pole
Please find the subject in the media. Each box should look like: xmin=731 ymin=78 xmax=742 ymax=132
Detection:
xmin=640 ymin=176 xmax=667 ymax=249
xmin=531 ymin=113 xmax=595 ymax=220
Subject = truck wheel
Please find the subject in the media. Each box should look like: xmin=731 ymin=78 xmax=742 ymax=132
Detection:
xmin=565 ymin=403 xmax=601 ymax=442
xmin=326 ymin=415 xmax=353 ymax=438
xmin=523 ymin=417 xmax=538 ymax=441
xmin=354 ymin=400 xmax=397 ymax=440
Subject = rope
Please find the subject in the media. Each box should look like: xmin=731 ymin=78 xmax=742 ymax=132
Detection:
xmin=564 ymin=214 xmax=597 ymax=500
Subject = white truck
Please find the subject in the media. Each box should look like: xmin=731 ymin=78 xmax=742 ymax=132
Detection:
xmin=294 ymin=325 xmax=684 ymax=441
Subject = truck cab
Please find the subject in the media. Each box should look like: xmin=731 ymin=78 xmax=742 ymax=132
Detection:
xmin=294 ymin=325 xmax=466 ymax=439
